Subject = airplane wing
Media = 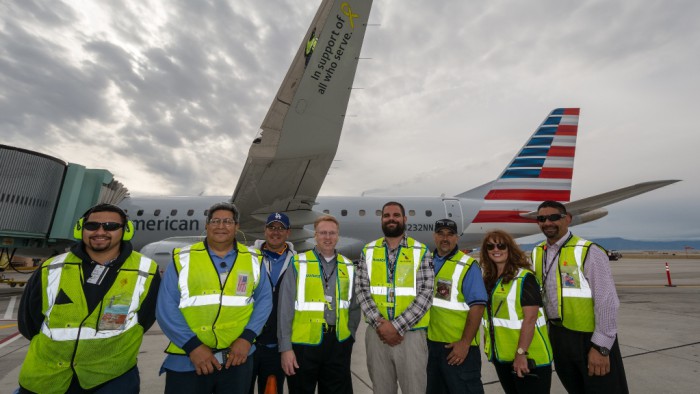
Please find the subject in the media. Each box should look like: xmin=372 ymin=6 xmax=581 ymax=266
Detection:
xmin=520 ymin=179 xmax=680 ymax=218
xmin=232 ymin=0 xmax=373 ymax=235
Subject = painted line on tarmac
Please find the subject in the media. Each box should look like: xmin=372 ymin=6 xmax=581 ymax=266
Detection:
xmin=0 ymin=323 xmax=17 ymax=329
xmin=617 ymin=284 xmax=700 ymax=288
xmin=0 ymin=331 xmax=21 ymax=348
xmin=622 ymin=341 xmax=700 ymax=359
xmin=3 ymin=296 xmax=17 ymax=320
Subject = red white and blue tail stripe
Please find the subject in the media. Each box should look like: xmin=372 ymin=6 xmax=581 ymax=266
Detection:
xmin=470 ymin=108 xmax=579 ymax=226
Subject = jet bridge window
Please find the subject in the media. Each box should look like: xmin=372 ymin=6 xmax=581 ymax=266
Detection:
xmin=137 ymin=210 xmax=144 ymax=216
xmin=154 ymin=209 xmax=161 ymax=217
xmin=170 ymin=209 xmax=177 ymax=216
xmin=187 ymin=209 xmax=194 ymax=216
xmin=426 ymin=210 xmax=432 ymax=217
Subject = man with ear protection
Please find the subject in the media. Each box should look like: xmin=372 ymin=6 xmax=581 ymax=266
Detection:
xmin=16 ymin=203 xmax=160 ymax=393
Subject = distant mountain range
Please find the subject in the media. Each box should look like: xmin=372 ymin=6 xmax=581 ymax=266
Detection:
xmin=519 ymin=237 xmax=700 ymax=251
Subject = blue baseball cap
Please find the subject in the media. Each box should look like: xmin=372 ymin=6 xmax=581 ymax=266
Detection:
xmin=266 ymin=212 xmax=290 ymax=229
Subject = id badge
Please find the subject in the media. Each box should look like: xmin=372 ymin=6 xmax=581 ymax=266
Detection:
xmin=387 ymin=287 xmax=395 ymax=303
xmin=99 ymin=296 xmax=129 ymax=330
xmin=87 ymin=264 xmax=109 ymax=285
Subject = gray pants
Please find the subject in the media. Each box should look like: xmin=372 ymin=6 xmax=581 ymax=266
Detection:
xmin=365 ymin=326 xmax=428 ymax=394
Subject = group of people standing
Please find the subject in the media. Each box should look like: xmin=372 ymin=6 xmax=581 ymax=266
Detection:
xmin=15 ymin=199 xmax=628 ymax=394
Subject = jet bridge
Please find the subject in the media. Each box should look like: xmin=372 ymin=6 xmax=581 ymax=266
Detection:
xmin=0 ymin=144 xmax=128 ymax=259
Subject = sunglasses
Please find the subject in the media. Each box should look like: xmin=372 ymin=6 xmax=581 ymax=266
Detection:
xmin=83 ymin=221 xmax=124 ymax=232
xmin=536 ymin=213 xmax=567 ymax=223
xmin=486 ymin=243 xmax=507 ymax=251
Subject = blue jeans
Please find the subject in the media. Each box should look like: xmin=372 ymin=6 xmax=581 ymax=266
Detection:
xmin=426 ymin=340 xmax=484 ymax=394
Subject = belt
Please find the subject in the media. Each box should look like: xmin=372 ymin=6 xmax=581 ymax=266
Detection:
xmin=548 ymin=319 xmax=563 ymax=327
xmin=324 ymin=325 xmax=336 ymax=333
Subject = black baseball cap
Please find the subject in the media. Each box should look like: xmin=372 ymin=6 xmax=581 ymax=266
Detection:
xmin=434 ymin=219 xmax=458 ymax=234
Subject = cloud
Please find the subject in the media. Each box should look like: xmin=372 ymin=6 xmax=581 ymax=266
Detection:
xmin=1 ymin=0 xmax=699 ymax=240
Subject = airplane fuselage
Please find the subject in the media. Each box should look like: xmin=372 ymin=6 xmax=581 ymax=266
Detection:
xmin=119 ymin=194 xmax=544 ymax=261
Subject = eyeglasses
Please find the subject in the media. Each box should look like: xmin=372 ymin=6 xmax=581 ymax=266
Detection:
xmin=485 ymin=243 xmax=507 ymax=251
xmin=536 ymin=213 xmax=567 ymax=223
xmin=208 ymin=218 xmax=236 ymax=227
xmin=316 ymin=231 xmax=338 ymax=237
xmin=266 ymin=226 xmax=288 ymax=232
xmin=83 ymin=221 xmax=124 ymax=232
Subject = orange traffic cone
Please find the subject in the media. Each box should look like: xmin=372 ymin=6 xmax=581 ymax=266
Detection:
xmin=264 ymin=375 xmax=277 ymax=394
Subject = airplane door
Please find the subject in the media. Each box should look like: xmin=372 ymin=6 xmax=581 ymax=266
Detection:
xmin=442 ymin=198 xmax=464 ymax=233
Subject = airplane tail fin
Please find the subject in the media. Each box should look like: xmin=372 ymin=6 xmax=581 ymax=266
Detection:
xmin=460 ymin=108 xmax=580 ymax=224
xmin=232 ymin=0 xmax=373 ymax=230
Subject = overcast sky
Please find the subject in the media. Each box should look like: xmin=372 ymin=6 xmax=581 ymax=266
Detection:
xmin=2 ymin=0 xmax=698 ymax=241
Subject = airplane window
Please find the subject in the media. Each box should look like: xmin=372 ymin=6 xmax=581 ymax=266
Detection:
xmin=137 ymin=210 xmax=144 ymax=216
xmin=204 ymin=210 xmax=209 ymax=216
xmin=323 ymin=209 xmax=330 ymax=214
xmin=359 ymin=209 xmax=366 ymax=216
xmin=341 ymin=209 xmax=348 ymax=216
xmin=187 ymin=209 xmax=194 ymax=216
xmin=426 ymin=210 xmax=432 ymax=217
xmin=409 ymin=210 xmax=415 ymax=216
xmin=448 ymin=213 xmax=453 ymax=217
xmin=170 ymin=209 xmax=177 ymax=216
xmin=154 ymin=209 xmax=161 ymax=217
xmin=376 ymin=210 xmax=381 ymax=216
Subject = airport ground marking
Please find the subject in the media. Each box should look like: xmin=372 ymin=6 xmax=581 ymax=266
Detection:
xmin=3 ymin=296 xmax=16 ymax=320
xmin=0 ymin=331 xmax=21 ymax=348
xmin=0 ymin=323 xmax=17 ymax=329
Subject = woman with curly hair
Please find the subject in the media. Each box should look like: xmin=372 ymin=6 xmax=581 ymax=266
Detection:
xmin=480 ymin=230 xmax=552 ymax=393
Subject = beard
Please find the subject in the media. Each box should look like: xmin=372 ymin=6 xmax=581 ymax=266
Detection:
xmin=382 ymin=220 xmax=405 ymax=238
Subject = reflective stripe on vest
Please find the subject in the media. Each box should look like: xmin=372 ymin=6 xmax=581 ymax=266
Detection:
xmin=365 ymin=239 xmax=421 ymax=296
xmin=166 ymin=242 xmax=261 ymax=354
xmin=40 ymin=254 xmax=152 ymax=341
xmin=431 ymin=254 xmax=470 ymax=311
xmin=364 ymin=237 xmax=429 ymax=330
xmin=490 ymin=270 xmax=547 ymax=330
xmin=532 ymin=235 xmax=595 ymax=332
xmin=484 ymin=269 xmax=552 ymax=365
xmin=291 ymin=251 xmax=354 ymax=344
xmin=20 ymin=251 xmax=157 ymax=393
xmin=428 ymin=252 xmax=480 ymax=344
xmin=177 ymin=245 xmax=259 ymax=308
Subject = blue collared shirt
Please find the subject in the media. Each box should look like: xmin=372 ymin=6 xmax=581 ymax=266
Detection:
xmin=157 ymin=245 xmax=272 ymax=373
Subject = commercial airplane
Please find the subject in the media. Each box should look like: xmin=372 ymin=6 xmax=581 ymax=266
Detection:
xmin=112 ymin=0 xmax=678 ymax=269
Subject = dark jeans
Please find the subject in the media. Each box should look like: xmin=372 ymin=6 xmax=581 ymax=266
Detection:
xmin=549 ymin=324 xmax=629 ymax=394
xmin=287 ymin=330 xmax=354 ymax=394
xmin=493 ymin=360 xmax=552 ymax=394
xmin=19 ymin=366 xmax=140 ymax=394
xmin=249 ymin=345 xmax=285 ymax=394
xmin=426 ymin=340 xmax=483 ymax=394
xmin=164 ymin=357 xmax=253 ymax=394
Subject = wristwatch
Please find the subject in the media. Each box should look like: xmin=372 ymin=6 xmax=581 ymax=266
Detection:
xmin=516 ymin=347 xmax=529 ymax=356
xmin=590 ymin=343 xmax=610 ymax=356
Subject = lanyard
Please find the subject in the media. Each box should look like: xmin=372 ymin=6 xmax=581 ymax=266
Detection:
xmin=540 ymin=233 xmax=572 ymax=296
xmin=316 ymin=251 xmax=337 ymax=289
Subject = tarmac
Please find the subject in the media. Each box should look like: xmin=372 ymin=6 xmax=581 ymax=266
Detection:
xmin=1 ymin=257 xmax=699 ymax=393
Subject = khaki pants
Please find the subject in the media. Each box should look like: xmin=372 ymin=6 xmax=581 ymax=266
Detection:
xmin=365 ymin=327 xmax=427 ymax=394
